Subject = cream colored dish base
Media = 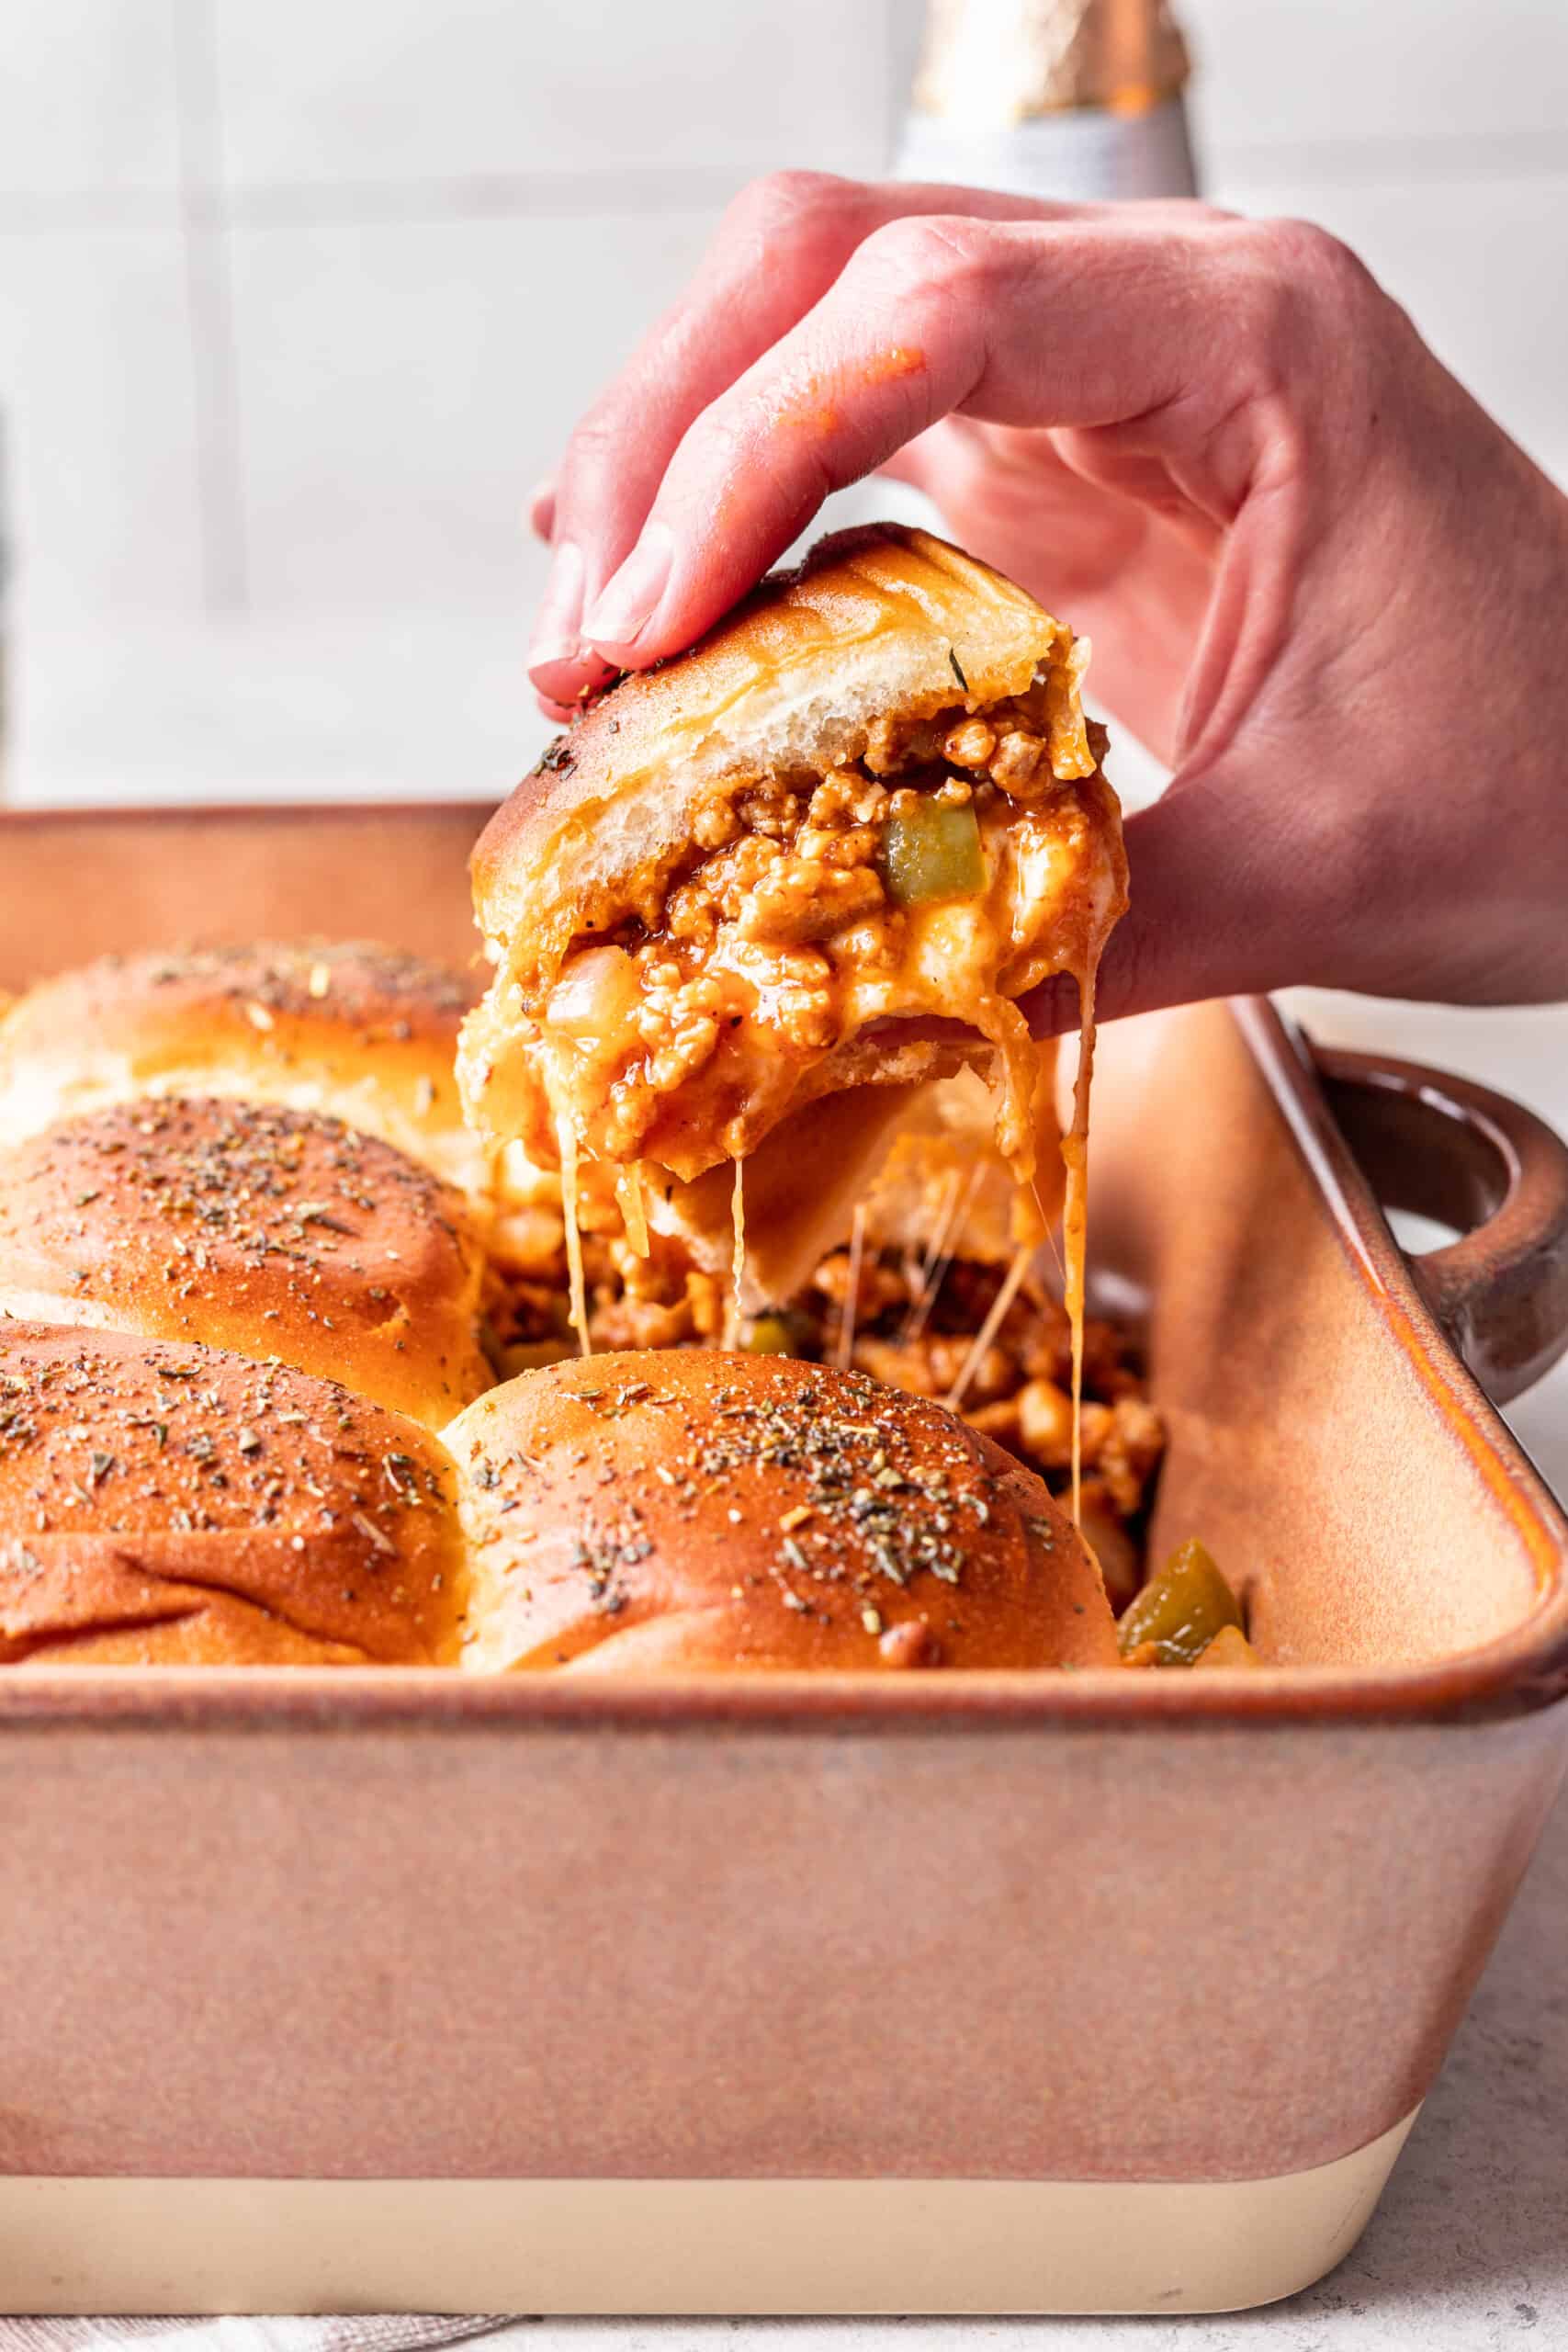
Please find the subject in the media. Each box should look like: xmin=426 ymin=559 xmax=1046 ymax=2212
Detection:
xmin=0 ymin=2111 xmax=1416 ymax=2317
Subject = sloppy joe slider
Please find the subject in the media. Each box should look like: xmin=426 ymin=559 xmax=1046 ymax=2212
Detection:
xmin=0 ymin=1097 xmax=491 ymax=1430
xmin=460 ymin=522 xmax=1127 ymax=1205
xmin=446 ymin=1350 xmax=1118 ymax=1672
xmin=0 ymin=1323 xmax=464 ymax=1665
xmin=0 ymin=941 xmax=483 ymax=1190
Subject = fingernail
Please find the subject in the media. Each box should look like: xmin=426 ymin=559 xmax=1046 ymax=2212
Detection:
xmin=528 ymin=537 xmax=585 ymax=672
xmin=525 ymin=475 xmax=557 ymax=539
xmin=582 ymin=523 xmax=675 ymax=648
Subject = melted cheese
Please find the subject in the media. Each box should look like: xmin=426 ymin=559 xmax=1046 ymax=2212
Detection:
xmin=554 ymin=1104 xmax=590 ymax=1358
xmin=943 ymin=1238 xmax=1034 ymax=1415
xmin=935 ymin=975 xmax=1095 ymax=1532
xmin=522 ymin=761 xmax=1122 ymax=1197
xmin=1062 ymin=958 xmax=1098 ymax=1527
xmin=494 ymin=689 xmax=1123 ymax=1473
xmin=615 ymin=1162 xmax=649 ymax=1260
xmin=722 ymin=1155 xmax=748 ymax=1349
xmin=835 ymin=1200 xmax=869 ymax=1373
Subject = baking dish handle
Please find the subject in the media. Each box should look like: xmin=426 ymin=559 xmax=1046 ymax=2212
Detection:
xmin=1315 ymin=1047 xmax=1568 ymax=1405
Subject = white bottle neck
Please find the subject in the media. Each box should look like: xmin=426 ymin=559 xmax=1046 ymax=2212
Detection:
xmin=894 ymin=94 xmax=1198 ymax=203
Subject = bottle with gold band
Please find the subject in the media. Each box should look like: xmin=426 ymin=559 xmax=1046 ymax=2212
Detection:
xmin=894 ymin=0 xmax=1199 ymax=202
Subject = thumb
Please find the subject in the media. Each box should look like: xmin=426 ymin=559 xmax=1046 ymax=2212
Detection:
xmin=1024 ymin=771 xmax=1299 ymax=1036
xmin=872 ymin=421 xmax=963 ymax=496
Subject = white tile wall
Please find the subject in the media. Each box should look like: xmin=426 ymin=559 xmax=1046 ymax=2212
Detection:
xmin=15 ymin=609 xmax=536 ymax=804
xmin=1184 ymin=0 xmax=1568 ymax=153
xmin=1203 ymin=168 xmax=1568 ymax=486
xmin=0 ymin=226 xmax=205 ymax=619
xmin=0 ymin=0 xmax=181 ymax=201
xmin=226 ymin=209 xmax=719 ymax=614
xmin=1 ymin=0 xmax=1565 ymax=790
xmin=213 ymin=0 xmax=896 ymax=190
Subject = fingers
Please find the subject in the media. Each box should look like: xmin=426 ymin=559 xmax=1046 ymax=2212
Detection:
xmin=872 ymin=421 xmax=1211 ymax=763
xmin=527 ymin=477 xmax=556 ymax=541
xmin=869 ymin=420 xmax=961 ymax=498
xmin=531 ymin=175 xmax=1100 ymax=699
xmin=527 ymin=175 xmax=892 ymax=699
xmin=577 ymin=209 xmax=1263 ymax=675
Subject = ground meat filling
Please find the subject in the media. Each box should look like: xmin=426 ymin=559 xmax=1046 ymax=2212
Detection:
xmin=534 ymin=685 xmax=1108 ymax=1182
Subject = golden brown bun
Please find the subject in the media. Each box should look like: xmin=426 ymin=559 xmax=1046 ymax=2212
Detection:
xmin=0 ymin=1323 xmax=465 ymax=1665
xmin=0 ymin=1098 xmax=491 ymax=1431
xmin=446 ymin=1351 xmax=1118 ymax=1673
xmin=468 ymin=523 xmax=1088 ymax=1002
xmin=0 ymin=941 xmax=485 ymax=1191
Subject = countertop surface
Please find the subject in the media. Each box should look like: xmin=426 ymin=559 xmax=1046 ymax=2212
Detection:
xmin=495 ymin=1775 xmax=1568 ymax=2350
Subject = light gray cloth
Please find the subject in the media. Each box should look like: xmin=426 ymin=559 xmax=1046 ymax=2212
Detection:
xmin=0 ymin=2323 xmax=507 ymax=2352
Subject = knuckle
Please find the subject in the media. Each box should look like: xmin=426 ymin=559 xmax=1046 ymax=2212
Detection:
xmin=854 ymin=213 xmax=1002 ymax=305
xmin=1233 ymin=215 xmax=1378 ymax=348
xmin=1261 ymin=216 xmax=1375 ymax=309
xmin=680 ymin=391 xmax=832 ymax=536
xmin=723 ymin=168 xmax=860 ymax=247
xmin=555 ymin=403 xmax=626 ymax=509
xmin=1145 ymin=195 xmax=1243 ymax=235
xmin=1194 ymin=215 xmax=1390 ymax=433
xmin=564 ymin=404 xmax=621 ymax=462
xmin=684 ymin=400 xmax=750 ymax=481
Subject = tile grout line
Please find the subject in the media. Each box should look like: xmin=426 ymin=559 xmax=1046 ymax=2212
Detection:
xmin=170 ymin=0 xmax=247 ymax=615
xmin=0 ymin=121 xmax=1565 ymax=237
xmin=1200 ymin=122 xmax=1568 ymax=188
xmin=197 ymin=132 xmax=1568 ymax=215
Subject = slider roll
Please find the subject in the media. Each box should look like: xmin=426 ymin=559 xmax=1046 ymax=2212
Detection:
xmin=0 ymin=941 xmax=483 ymax=1190
xmin=0 ymin=1097 xmax=491 ymax=1431
xmin=0 ymin=1323 xmax=466 ymax=1666
xmin=446 ymin=1350 xmax=1120 ymax=1672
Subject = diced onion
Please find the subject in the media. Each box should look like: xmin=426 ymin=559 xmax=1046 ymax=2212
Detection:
xmin=547 ymin=945 xmax=640 ymax=1039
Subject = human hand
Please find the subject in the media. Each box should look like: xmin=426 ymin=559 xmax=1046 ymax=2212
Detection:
xmin=526 ymin=174 xmax=1568 ymax=1022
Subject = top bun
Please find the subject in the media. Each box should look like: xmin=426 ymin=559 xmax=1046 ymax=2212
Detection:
xmin=0 ymin=940 xmax=484 ymax=1191
xmin=446 ymin=1350 xmax=1118 ymax=1673
xmin=468 ymin=522 xmax=1093 ymax=1011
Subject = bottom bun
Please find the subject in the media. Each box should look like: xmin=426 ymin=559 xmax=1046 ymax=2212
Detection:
xmin=446 ymin=1350 xmax=1118 ymax=1672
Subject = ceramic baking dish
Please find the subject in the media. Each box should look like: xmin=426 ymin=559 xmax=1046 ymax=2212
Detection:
xmin=2 ymin=800 xmax=1568 ymax=2319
